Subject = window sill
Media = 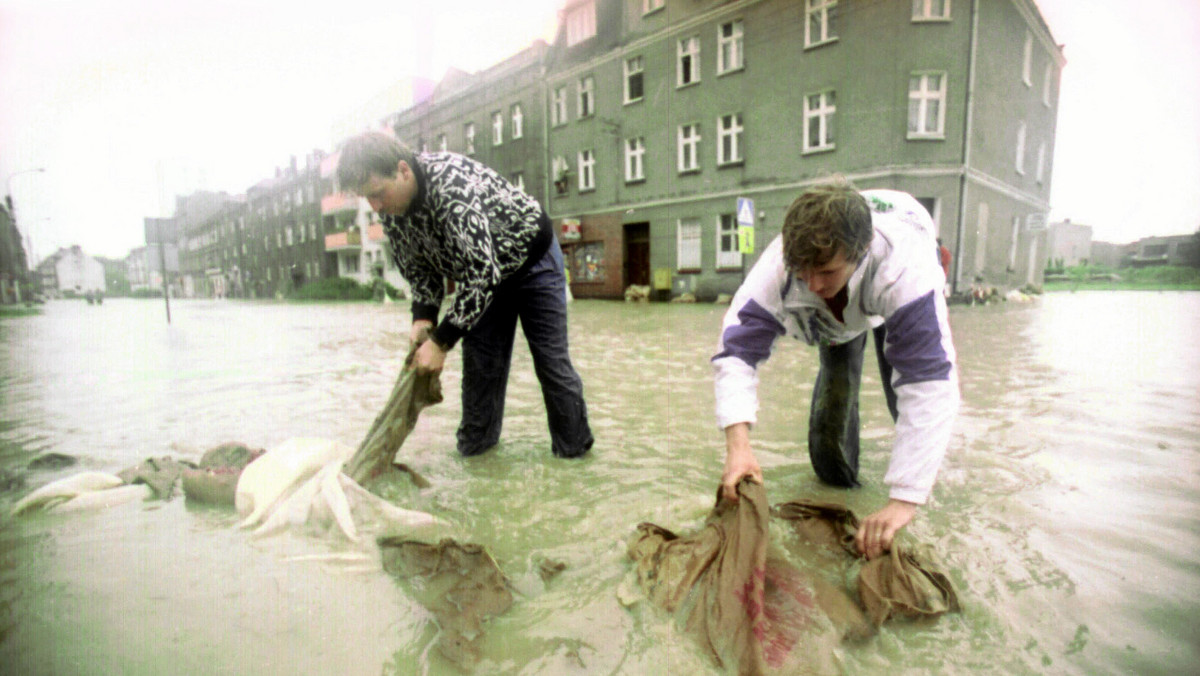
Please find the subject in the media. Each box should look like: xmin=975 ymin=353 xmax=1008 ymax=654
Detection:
xmin=678 ymin=167 xmax=701 ymax=175
xmin=906 ymin=133 xmax=945 ymax=141
xmin=717 ymin=66 xmax=745 ymax=78
xmin=624 ymin=98 xmax=644 ymax=106
xmin=676 ymin=80 xmax=700 ymax=90
xmin=643 ymin=6 xmax=664 ymax=17
xmin=802 ymin=145 xmax=835 ymax=156
xmin=911 ymin=16 xmax=952 ymax=23
xmin=579 ymin=187 xmax=596 ymax=194
xmin=676 ymin=267 xmax=701 ymax=275
xmin=577 ymin=113 xmax=594 ymax=121
xmin=804 ymin=37 xmax=839 ymax=51
xmin=717 ymin=160 xmax=745 ymax=168
xmin=625 ymin=177 xmax=646 ymax=185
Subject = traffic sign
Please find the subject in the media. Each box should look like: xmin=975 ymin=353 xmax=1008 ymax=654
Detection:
xmin=736 ymin=197 xmax=755 ymax=226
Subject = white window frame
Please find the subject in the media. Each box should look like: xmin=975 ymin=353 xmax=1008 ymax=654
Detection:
xmin=716 ymin=213 xmax=742 ymax=269
xmin=805 ymin=0 xmax=838 ymax=48
xmin=678 ymin=123 xmax=701 ymax=173
xmin=552 ymin=86 xmax=568 ymax=126
xmin=578 ymin=75 xmax=594 ymax=118
xmin=677 ymin=36 xmax=700 ymax=87
xmin=491 ymin=111 xmax=503 ymax=146
xmin=1022 ymin=32 xmax=1033 ymax=86
xmin=677 ymin=219 xmax=701 ymax=270
xmin=577 ymin=149 xmax=596 ymax=191
xmin=717 ymin=112 xmax=744 ymax=165
xmin=438 ymin=133 xmax=447 ymax=152
xmin=624 ymin=56 xmax=645 ymax=104
xmin=625 ymin=137 xmax=646 ymax=182
xmin=1035 ymin=143 xmax=1046 ymax=184
xmin=1015 ymin=122 xmax=1027 ymax=175
xmin=552 ymin=155 xmax=570 ymax=194
xmin=643 ymin=0 xmax=664 ymax=15
xmin=511 ymin=104 xmax=524 ymax=139
xmin=512 ymin=172 xmax=525 ymax=193
xmin=803 ymin=90 xmax=836 ymax=153
xmin=717 ymin=20 xmax=744 ymax=75
xmin=907 ymin=71 xmax=946 ymax=140
xmin=1008 ymin=216 xmax=1021 ymax=270
xmin=1042 ymin=63 xmax=1052 ymax=106
xmin=309 ymin=222 xmax=316 ymax=240
xmin=566 ymin=2 xmax=596 ymax=46
xmin=912 ymin=0 xmax=950 ymax=21
xmin=464 ymin=122 xmax=476 ymax=154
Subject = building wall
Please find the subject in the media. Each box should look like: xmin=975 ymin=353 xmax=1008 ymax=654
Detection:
xmin=1047 ymin=220 xmax=1093 ymax=266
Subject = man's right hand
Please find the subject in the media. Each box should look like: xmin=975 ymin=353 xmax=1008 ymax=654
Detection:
xmin=721 ymin=422 xmax=763 ymax=501
xmin=409 ymin=319 xmax=433 ymax=347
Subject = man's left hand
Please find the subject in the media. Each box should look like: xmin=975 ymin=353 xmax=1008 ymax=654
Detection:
xmin=411 ymin=338 xmax=446 ymax=375
xmin=855 ymin=499 xmax=918 ymax=560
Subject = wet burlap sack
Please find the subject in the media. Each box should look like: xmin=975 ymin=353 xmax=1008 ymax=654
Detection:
xmin=343 ymin=345 xmax=442 ymax=489
xmin=379 ymin=537 xmax=513 ymax=670
xmin=773 ymin=499 xmax=960 ymax=625
xmin=181 ymin=442 xmax=265 ymax=506
xmin=117 ymin=456 xmax=195 ymax=500
xmin=629 ymin=483 xmax=960 ymax=675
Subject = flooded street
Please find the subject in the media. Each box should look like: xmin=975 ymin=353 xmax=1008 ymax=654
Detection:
xmin=1 ymin=292 xmax=1198 ymax=675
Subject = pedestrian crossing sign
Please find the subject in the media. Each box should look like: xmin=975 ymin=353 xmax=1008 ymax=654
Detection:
xmin=736 ymin=197 xmax=755 ymax=226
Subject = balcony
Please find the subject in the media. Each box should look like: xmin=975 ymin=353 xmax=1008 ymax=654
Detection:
xmin=367 ymin=223 xmax=385 ymax=242
xmin=321 ymin=192 xmax=360 ymax=216
xmin=324 ymin=229 xmax=362 ymax=252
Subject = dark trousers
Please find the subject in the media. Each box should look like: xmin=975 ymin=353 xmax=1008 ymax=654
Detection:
xmin=457 ymin=239 xmax=594 ymax=458
xmin=807 ymin=324 xmax=899 ymax=487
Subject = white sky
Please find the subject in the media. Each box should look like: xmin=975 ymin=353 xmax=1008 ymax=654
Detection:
xmin=1 ymin=0 xmax=1198 ymax=262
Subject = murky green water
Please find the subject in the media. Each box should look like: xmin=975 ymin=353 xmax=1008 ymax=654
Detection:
xmin=1 ymin=292 xmax=1197 ymax=675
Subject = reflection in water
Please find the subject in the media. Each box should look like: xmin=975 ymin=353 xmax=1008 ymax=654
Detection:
xmin=0 ymin=293 xmax=1197 ymax=674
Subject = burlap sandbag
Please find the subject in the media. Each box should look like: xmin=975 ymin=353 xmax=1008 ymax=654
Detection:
xmin=379 ymin=537 xmax=513 ymax=670
xmin=628 ymin=480 xmax=848 ymax=675
xmin=117 ymin=456 xmax=194 ymax=500
xmin=181 ymin=442 xmax=265 ymax=506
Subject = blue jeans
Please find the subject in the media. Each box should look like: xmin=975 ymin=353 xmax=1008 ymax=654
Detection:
xmin=457 ymin=238 xmax=593 ymax=458
xmin=807 ymin=324 xmax=898 ymax=486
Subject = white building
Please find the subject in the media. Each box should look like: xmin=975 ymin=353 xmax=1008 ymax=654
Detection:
xmin=1047 ymin=219 xmax=1093 ymax=266
xmin=47 ymin=245 xmax=105 ymax=296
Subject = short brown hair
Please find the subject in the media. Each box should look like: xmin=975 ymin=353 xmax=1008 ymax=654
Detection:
xmin=335 ymin=131 xmax=416 ymax=193
xmin=781 ymin=176 xmax=872 ymax=271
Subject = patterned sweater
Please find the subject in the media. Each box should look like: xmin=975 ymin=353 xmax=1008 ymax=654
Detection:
xmin=712 ymin=190 xmax=959 ymax=504
xmin=381 ymin=152 xmax=552 ymax=349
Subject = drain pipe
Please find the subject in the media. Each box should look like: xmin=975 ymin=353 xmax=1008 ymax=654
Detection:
xmin=953 ymin=0 xmax=980 ymax=295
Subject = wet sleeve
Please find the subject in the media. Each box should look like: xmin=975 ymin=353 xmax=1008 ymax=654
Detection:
xmin=429 ymin=166 xmax=504 ymax=349
xmin=711 ymin=237 xmax=789 ymax=431
xmin=874 ymin=250 xmax=960 ymax=504
xmin=393 ymin=248 xmax=444 ymax=324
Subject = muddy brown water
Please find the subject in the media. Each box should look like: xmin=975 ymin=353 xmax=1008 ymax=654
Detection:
xmin=1 ymin=292 xmax=1197 ymax=674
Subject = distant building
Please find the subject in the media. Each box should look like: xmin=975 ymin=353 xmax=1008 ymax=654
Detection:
xmin=126 ymin=246 xmax=150 ymax=292
xmin=1088 ymin=241 xmax=1126 ymax=269
xmin=37 ymin=245 xmax=104 ymax=297
xmin=1 ymin=196 xmax=31 ymax=303
xmin=1046 ymin=219 xmax=1092 ymax=266
xmin=1129 ymin=234 xmax=1196 ymax=268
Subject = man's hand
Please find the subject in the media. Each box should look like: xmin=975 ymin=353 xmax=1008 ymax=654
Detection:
xmin=411 ymin=338 xmax=446 ymax=375
xmin=409 ymin=319 xmax=433 ymax=347
xmin=855 ymin=499 xmax=918 ymax=560
xmin=721 ymin=423 xmax=763 ymax=501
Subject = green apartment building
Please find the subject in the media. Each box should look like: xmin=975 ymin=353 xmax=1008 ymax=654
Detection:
xmin=381 ymin=0 xmax=1062 ymax=299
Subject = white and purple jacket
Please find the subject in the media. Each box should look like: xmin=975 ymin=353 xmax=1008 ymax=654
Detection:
xmin=712 ymin=190 xmax=959 ymax=504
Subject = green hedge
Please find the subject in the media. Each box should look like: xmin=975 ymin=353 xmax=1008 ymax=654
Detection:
xmin=287 ymin=277 xmax=405 ymax=301
xmin=1043 ymin=265 xmax=1200 ymax=291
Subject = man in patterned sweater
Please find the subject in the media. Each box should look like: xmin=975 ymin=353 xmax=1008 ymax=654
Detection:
xmin=337 ymin=131 xmax=593 ymax=459
xmin=712 ymin=178 xmax=959 ymax=559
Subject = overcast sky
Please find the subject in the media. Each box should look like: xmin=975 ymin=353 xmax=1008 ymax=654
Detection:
xmin=1 ymin=0 xmax=1197 ymax=262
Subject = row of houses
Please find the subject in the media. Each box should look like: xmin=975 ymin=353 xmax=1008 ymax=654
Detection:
xmin=1046 ymin=219 xmax=1200 ymax=269
xmin=140 ymin=0 xmax=1065 ymax=301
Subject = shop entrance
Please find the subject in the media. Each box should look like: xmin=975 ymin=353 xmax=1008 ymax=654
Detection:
xmin=624 ymin=222 xmax=650 ymax=288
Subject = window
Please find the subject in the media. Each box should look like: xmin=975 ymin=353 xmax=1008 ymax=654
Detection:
xmin=286 ymin=226 xmax=294 ymax=246
xmin=803 ymin=90 xmax=836 ymax=153
xmin=464 ymin=122 xmax=476 ymax=154
xmin=578 ymin=76 xmax=594 ymax=118
xmin=718 ymin=112 xmax=744 ymax=164
xmin=678 ymin=219 xmax=701 ymax=270
xmin=566 ymin=1 xmax=596 ymax=45
xmin=625 ymin=137 xmax=646 ymax=182
xmin=1008 ymin=217 xmax=1021 ymax=270
xmin=1035 ymin=143 xmax=1046 ymax=184
xmin=907 ymin=72 xmax=946 ymax=139
xmin=1042 ymin=63 xmax=1052 ymax=106
xmin=552 ymin=86 xmax=568 ymax=125
xmin=552 ymin=156 xmax=570 ymax=195
xmin=678 ymin=123 xmax=701 ymax=172
xmin=805 ymin=0 xmax=837 ymax=48
xmin=577 ymin=149 xmax=595 ymax=191
xmin=438 ymin=133 xmax=447 ymax=152
xmin=275 ymin=232 xmax=282 ymax=248
xmin=492 ymin=111 xmax=503 ymax=145
xmin=512 ymin=172 xmax=525 ymax=193
xmin=1015 ymin=122 xmax=1026 ymax=174
xmin=510 ymin=104 xmax=524 ymax=139
xmin=1022 ymin=32 xmax=1033 ymax=85
xmin=298 ymin=222 xmax=305 ymax=243
xmin=717 ymin=214 xmax=741 ymax=268
xmin=309 ymin=222 xmax=317 ymax=240
xmin=718 ymin=20 xmax=744 ymax=74
xmin=624 ymin=56 xmax=645 ymax=104
xmin=643 ymin=0 xmax=664 ymax=14
xmin=677 ymin=36 xmax=700 ymax=87
xmin=912 ymin=0 xmax=950 ymax=21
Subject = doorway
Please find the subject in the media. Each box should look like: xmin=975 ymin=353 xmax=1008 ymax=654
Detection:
xmin=623 ymin=222 xmax=650 ymax=288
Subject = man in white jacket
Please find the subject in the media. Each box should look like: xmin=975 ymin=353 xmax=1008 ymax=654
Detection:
xmin=713 ymin=178 xmax=959 ymax=560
